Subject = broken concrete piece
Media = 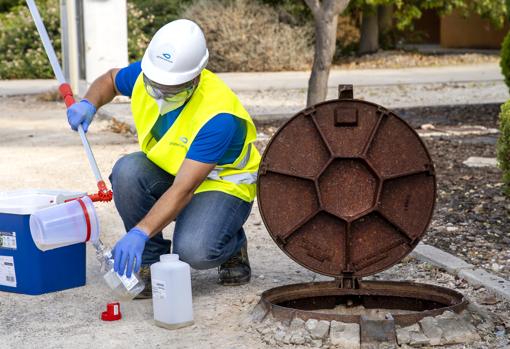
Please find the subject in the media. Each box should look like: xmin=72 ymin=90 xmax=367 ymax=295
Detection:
xmin=419 ymin=316 xmax=443 ymax=345
xmin=436 ymin=313 xmax=481 ymax=345
xmin=289 ymin=331 xmax=306 ymax=345
xmin=409 ymin=331 xmax=430 ymax=346
xmin=462 ymin=156 xmax=497 ymax=168
xmin=305 ymin=319 xmax=330 ymax=339
xmin=290 ymin=317 xmax=305 ymax=330
xmin=330 ymin=321 xmax=360 ymax=349
xmin=274 ymin=329 xmax=285 ymax=342
xmin=396 ymin=327 xmax=411 ymax=345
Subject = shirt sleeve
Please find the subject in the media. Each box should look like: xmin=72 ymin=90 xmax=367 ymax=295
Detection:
xmin=114 ymin=61 xmax=142 ymax=97
xmin=186 ymin=114 xmax=238 ymax=164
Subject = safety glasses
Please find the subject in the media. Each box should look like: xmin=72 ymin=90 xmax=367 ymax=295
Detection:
xmin=143 ymin=74 xmax=197 ymax=101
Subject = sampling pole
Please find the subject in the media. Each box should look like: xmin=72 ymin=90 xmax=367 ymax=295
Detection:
xmin=26 ymin=0 xmax=112 ymax=202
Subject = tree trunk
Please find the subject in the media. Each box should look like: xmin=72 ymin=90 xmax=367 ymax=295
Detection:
xmin=307 ymin=12 xmax=338 ymax=106
xmin=358 ymin=4 xmax=379 ymax=55
xmin=378 ymin=4 xmax=394 ymax=48
xmin=304 ymin=0 xmax=350 ymax=107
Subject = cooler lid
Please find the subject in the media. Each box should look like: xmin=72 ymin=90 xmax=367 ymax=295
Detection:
xmin=257 ymin=87 xmax=436 ymax=278
xmin=0 ymin=189 xmax=85 ymax=215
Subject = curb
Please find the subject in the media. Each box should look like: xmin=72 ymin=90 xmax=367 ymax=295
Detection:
xmin=411 ymin=243 xmax=510 ymax=301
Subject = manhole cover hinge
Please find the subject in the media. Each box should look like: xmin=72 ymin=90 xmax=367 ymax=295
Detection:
xmin=338 ymin=84 xmax=354 ymax=100
xmin=335 ymin=274 xmax=360 ymax=289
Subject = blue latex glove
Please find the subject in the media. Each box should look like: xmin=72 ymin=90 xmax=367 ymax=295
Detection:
xmin=67 ymin=99 xmax=96 ymax=132
xmin=113 ymin=227 xmax=149 ymax=278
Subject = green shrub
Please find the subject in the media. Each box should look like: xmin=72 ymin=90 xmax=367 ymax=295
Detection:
xmin=501 ymin=31 xmax=510 ymax=93
xmin=0 ymin=0 xmax=155 ymax=78
xmin=127 ymin=2 xmax=155 ymax=61
xmin=181 ymin=0 xmax=313 ymax=72
xmin=497 ymin=100 xmax=510 ymax=195
xmin=0 ymin=0 xmax=61 ymax=79
xmin=0 ymin=0 xmax=22 ymax=13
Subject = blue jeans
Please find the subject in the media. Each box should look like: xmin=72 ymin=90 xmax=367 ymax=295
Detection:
xmin=109 ymin=152 xmax=253 ymax=269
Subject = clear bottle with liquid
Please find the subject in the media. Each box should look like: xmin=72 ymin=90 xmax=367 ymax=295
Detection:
xmin=94 ymin=239 xmax=145 ymax=301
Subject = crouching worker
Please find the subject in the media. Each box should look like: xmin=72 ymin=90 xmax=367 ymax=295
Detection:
xmin=66 ymin=19 xmax=260 ymax=298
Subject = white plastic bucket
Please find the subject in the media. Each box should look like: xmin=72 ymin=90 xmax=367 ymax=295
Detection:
xmin=29 ymin=196 xmax=99 ymax=251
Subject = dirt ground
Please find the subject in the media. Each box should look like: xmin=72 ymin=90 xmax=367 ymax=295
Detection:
xmin=0 ymin=96 xmax=509 ymax=348
xmin=333 ymin=50 xmax=499 ymax=70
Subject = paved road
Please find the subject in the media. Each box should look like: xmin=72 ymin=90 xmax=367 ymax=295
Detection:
xmin=0 ymin=63 xmax=503 ymax=96
xmin=2 ymin=63 xmax=507 ymax=127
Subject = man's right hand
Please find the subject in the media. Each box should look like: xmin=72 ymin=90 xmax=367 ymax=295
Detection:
xmin=67 ymin=99 xmax=97 ymax=132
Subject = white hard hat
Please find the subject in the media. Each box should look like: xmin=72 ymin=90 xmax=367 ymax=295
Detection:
xmin=141 ymin=19 xmax=209 ymax=86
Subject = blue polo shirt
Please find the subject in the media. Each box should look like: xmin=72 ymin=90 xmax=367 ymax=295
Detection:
xmin=115 ymin=61 xmax=247 ymax=165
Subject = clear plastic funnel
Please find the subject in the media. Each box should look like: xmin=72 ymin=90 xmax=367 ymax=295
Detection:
xmin=29 ymin=196 xmax=99 ymax=251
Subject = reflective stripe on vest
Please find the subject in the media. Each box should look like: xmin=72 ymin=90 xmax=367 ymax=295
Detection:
xmin=207 ymin=170 xmax=258 ymax=184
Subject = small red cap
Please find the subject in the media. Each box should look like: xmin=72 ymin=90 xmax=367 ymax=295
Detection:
xmin=101 ymin=302 xmax=122 ymax=321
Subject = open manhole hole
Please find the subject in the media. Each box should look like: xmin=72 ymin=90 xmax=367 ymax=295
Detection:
xmin=253 ymin=85 xmax=468 ymax=346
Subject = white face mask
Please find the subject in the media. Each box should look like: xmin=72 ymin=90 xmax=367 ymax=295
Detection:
xmin=154 ymin=87 xmax=195 ymax=115
xmin=155 ymin=97 xmax=186 ymax=115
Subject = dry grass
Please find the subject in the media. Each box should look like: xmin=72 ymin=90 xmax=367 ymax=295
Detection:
xmin=109 ymin=117 xmax=134 ymax=135
xmin=182 ymin=0 xmax=313 ymax=72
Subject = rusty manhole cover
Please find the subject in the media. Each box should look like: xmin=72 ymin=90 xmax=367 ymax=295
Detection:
xmin=254 ymin=86 xmax=467 ymax=336
xmin=258 ymin=86 xmax=436 ymax=278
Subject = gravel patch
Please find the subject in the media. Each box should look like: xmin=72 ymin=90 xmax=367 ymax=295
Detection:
xmin=237 ymin=81 xmax=508 ymax=117
xmin=422 ymin=135 xmax=510 ymax=280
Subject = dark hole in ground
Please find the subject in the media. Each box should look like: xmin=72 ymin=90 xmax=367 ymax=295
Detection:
xmin=278 ymin=295 xmax=447 ymax=314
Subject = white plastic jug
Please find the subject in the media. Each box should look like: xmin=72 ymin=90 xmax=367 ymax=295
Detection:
xmin=151 ymin=254 xmax=194 ymax=329
xmin=29 ymin=196 xmax=99 ymax=251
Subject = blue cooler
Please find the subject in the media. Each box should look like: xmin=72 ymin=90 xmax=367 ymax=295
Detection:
xmin=0 ymin=190 xmax=87 ymax=295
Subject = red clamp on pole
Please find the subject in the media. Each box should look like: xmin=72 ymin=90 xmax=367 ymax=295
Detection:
xmin=59 ymin=83 xmax=76 ymax=108
xmin=89 ymin=180 xmax=113 ymax=203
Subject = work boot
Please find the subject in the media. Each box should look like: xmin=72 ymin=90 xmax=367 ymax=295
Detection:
xmin=134 ymin=265 xmax=152 ymax=299
xmin=218 ymin=241 xmax=251 ymax=286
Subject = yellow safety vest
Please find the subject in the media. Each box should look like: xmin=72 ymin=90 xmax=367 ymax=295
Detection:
xmin=131 ymin=69 xmax=260 ymax=202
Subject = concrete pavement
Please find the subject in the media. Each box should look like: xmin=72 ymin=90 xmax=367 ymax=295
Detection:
xmin=0 ymin=79 xmax=59 ymax=97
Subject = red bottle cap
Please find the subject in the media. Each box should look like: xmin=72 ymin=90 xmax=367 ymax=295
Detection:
xmin=101 ymin=302 xmax=122 ymax=321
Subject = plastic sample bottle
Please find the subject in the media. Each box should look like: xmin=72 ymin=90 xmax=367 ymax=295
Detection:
xmin=151 ymin=254 xmax=194 ymax=329
xmin=94 ymin=239 xmax=145 ymax=301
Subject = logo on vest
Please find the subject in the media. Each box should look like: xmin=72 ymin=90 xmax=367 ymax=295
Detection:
xmin=157 ymin=52 xmax=173 ymax=64
xmin=180 ymin=136 xmax=189 ymax=144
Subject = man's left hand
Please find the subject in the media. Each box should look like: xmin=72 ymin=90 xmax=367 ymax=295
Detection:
xmin=113 ymin=227 xmax=149 ymax=278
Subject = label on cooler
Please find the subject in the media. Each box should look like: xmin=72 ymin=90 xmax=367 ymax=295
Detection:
xmin=0 ymin=256 xmax=16 ymax=287
xmin=0 ymin=231 xmax=16 ymax=250
xmin=152 ymin=279 xmax=167 ymax=300
xmin=119 ymin=273 xmax=138 ymax=291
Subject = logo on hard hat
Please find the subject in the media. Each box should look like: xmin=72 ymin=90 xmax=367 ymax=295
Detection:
xmin=157 ymin=52 xmax=173 ymax=63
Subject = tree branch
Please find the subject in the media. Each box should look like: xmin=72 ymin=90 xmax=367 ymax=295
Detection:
xmin=304 ymin=0 xmax=321 ymax=17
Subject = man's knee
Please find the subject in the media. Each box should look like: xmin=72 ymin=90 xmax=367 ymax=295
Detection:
xmin=175 ymin=243 xmax=224 ymax=270
xmin=110 ymin=152 xmax=148 ymax=191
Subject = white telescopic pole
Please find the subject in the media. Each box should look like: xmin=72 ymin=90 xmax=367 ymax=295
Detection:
xmin=26 ymin=0 xmax=103 ymax=184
